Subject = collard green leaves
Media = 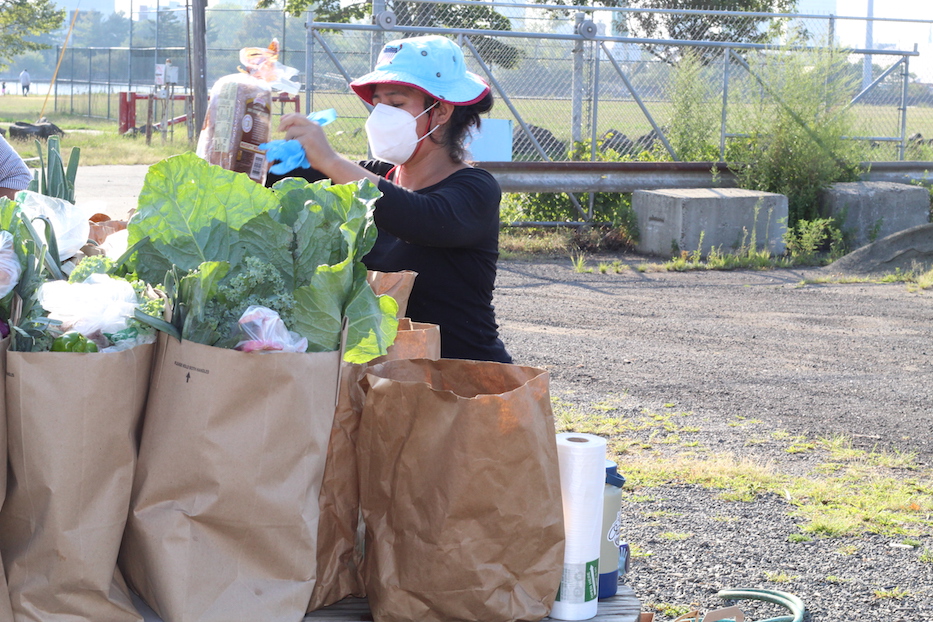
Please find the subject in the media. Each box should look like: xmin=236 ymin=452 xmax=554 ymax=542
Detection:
xmin=128 ymin=154 xmax=398 ymax=363
xmin=128 ymin=152 xmax=279 ymax=284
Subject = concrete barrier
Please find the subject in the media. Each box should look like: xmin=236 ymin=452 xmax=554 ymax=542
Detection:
xmin=819 ymin=181 xmax=930 ymax=249
xmin=633 ymin=188 xmax=788 ymax=258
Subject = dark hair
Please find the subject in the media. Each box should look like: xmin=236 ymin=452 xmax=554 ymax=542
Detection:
xmin=423 ymin=91 xmax=494 ymax=164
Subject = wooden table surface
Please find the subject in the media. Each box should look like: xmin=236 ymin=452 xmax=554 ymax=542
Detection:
xmin=303 ymin=585 xmax=642 ymax=621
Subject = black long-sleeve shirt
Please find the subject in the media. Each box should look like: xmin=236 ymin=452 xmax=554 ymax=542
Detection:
xmin=267 ymin=161 xmax=512 ymax=363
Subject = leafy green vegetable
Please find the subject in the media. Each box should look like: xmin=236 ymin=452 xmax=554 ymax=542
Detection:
xmin=128 ymin=154 xmax=398 ymax=363
xmin=68 ymin=255 xmax=115 ymax=283
xmin=28 ymin=136 xmax=80 ymax=204
xmin=0 ymin=196 xmax=63 ymax=351
xmin=127 ymin=152 xmax=279 ymax=285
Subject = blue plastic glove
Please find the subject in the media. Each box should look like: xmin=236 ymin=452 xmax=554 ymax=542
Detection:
xmin=260 ymin=108 xmax=337 ymax=175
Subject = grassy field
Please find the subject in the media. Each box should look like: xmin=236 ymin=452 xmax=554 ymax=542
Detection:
xmin=5 ymin=87 xmax=933 ymax=165
xmin=1 ymin=95 xmax=187 ymax=166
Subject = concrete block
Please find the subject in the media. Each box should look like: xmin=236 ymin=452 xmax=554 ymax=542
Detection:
xmin=819 ymin=181 xmax=930 ymax=249
xmin=633 ymin=188 xmax=788 ymax=258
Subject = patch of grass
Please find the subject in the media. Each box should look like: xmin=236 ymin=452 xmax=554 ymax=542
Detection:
xmin=825 ymin=575 xmax=848 ymax=583
xmin=764 ymin=570 xmax=799 ymax=583
xmin=801 ymin=268 xmax=929 ymax=292
xmin=570 ymin=251 xmax=591 ymax=273
xmin=913 ymin=267 xmax=933 ymax=291
xmin=659 ymin=532 xmax=693 ymax=541
xmin=873 ymin=586 xmax=910 ymax=600
xmin=900 ymin=538 xmax=922 ymax=548
xmin=919 ymin=548 xmax=933 ymax=563
xmin=785 ymin=437 xmax=816 ymax=454
xmin=498 ymin=227 xmax=575 ymax=259
xmin=788 ymin=533 xmax=812 ymax=543
xmin=836 ymin=544 xmax=859 ymax=555
xmin=650 ymin=603 xmax=694 ymax=618
xmin=558 ymin=394 xmax=933 ymax=539
xmin=628 ymin=542 xmax=652 ymax=558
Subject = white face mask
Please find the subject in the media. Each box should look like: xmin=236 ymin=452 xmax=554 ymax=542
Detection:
xmin=364 ymin=102 xmax=439 ymax=165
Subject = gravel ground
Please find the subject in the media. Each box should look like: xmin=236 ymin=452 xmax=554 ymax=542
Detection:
xmin=492 ymin=254 xmax=933 ymax=622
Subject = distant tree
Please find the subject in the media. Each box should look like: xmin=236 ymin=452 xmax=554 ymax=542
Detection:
xmin=0 ymin=0 xmax=66 ymax=71
xmin=533 ymin=0 xmax=798 ymax=65
xmin=235 ymin=9 xmax=287 ymax=48
xmin=70 ymin=10 xmax=131 ymax=48
xmin=133 ymin=9 xmax=188 ymax=48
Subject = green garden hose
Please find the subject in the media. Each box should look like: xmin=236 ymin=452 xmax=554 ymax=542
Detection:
xmin=715 ymin=588 xmax=806 ymax=622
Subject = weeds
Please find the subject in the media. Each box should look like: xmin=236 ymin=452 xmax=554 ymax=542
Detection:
xmin=653 ymin=603 xmax=694 ymax=618
xmin=726 ymin=38 xmax=863 ymax=226
xmin=554 ymin=396 xmax=933 ymax=539
xmin=873 ymin=587 xmax=910 ymax=600
xmin=659 ymin=532 xmax=693 ymax=541
xmin=570 ymin=251 xmax=591 ymax=273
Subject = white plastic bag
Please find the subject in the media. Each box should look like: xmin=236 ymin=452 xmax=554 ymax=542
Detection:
xmin=37 ymin=273 xmax=138 ymax=336
xmin=0 ymin=230 xmax=22 ymax=298
xmin=15 ymin=190 xmax=91 ymax=261
xmin=234 ymin=305 xmax=307 ymax=353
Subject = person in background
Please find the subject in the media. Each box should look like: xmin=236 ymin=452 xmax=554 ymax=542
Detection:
xmin=267 ymin=35 xmax=511 ymax=363
xmin=0 ymin=135 xmax=32 ymax=200
xmin=19 ymin=69 xmax=30 ymax=96
xmin=1 ymin=82 xmax=6 ymax=96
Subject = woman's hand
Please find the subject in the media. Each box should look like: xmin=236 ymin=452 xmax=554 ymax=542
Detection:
xmin=275 ymin=113 xmax=382 ymax=187
xmin=278 ymin=113 xmax=340 ymax=173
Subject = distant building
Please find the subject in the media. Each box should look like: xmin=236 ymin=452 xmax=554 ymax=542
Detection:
xmin=138 ymin=2 xmax=184 ymax=21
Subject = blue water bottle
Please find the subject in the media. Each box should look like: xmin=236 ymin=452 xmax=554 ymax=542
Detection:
xmin=598 ymin=460 xmax=626 ymax=599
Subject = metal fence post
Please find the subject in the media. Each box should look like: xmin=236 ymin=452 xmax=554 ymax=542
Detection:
xmin=305 ymin=9 xmax=314 ymax=114
xmin=898 ymin=53 xmax=910 ymax=161
xmin=720 ymin=47 xmax=730 ymax=160
xmin=371 ymin=0 xmax=386 ymax=71
xmin=54 ymin=45 xmax=61 ymax=114
xmin=588 ymin=40 xmax=601 ymax=220
xmin=572 ymin=12 xmax=584 ymax=145
xmin=70 ymin=46 xmax=75 ymax=114
xmin=128 ymin=0 xmax=134 ymax=90
xmin=107 ymin=49 xmax=112 ymax=120
xmin=88 ymin=49 xmax=93 ymax=116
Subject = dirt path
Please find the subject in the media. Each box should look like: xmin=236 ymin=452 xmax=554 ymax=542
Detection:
xmin=494 ymin=256 xmax=933 ymax=463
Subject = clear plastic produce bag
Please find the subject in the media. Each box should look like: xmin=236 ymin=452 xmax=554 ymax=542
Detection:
xmin=15 ymin=190 xmax=91 ymax=261
xmin=37 ymin=273 xmax=139 ymax=336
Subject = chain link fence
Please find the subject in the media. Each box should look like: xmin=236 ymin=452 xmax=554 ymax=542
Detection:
xmin=51 ymin=1 xmax=933 ymax=162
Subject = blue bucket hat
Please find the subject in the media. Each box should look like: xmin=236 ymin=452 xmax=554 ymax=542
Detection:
xmin=350 ymin=35 xmax=489 ymax=106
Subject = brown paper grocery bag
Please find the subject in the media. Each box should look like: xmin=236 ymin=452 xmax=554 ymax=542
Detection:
xmin=0 ymin=337 xmax=14 ymax=622
xmin=368 ymin=318 xmax=439 ymax=365
xmin=120 ymin=334 xmax=340 ymax=622
xmin=0 ymin=343 xmax=155 ymax=622
xmin=358 ymin=359 xmax=565 ymax=622
xmin=307 ymin=319 xmax=440 ymax=612
xmin=367 ymin=270 xmax=417 ymax=318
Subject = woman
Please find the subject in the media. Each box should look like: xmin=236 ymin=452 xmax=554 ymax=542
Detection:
xmin=267 ymin=35 xmax=511 ymax=363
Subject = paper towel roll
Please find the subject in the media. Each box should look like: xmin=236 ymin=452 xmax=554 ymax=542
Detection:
xmin=551 ymin=433 xmax=607 ymax=621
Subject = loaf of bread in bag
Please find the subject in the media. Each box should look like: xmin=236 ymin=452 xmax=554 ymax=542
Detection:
xmin=196 ymin=73 xmax=272 ymax=184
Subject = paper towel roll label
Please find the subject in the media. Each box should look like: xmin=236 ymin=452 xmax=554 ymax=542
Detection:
xmin=555 ymin=559 xmax=598 ymax=604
